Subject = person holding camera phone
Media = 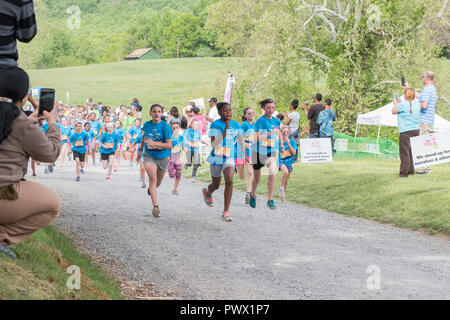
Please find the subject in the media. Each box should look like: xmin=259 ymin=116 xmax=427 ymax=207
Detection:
xmin=0 ymin=68 xmax=61 ymax=259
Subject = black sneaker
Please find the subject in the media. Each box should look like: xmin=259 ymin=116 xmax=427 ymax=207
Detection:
xmin=0 ymin=245 xmax=17 ymax=259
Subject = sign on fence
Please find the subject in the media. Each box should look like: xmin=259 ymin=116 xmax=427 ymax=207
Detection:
xmin=299 ymin=138 xmax=333 ymax=163
xmin=411 ymin=131 xmax=450 ymax=168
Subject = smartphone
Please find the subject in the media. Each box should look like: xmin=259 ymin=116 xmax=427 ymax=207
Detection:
xmin=38 ymin=88 xmax=55 ymax=116
xmin=401 ymin=77 xmax=406 ymax=86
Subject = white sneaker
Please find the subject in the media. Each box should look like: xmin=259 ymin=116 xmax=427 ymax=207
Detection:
xmin=279 ymin=187 xmax=285 ymax=202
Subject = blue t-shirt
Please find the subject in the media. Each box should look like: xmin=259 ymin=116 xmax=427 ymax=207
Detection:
xmin=279 ymin=139 xmax=297 ymax=168
xmin=207 ymin=119 xmax=243 ymax=165
xmin=171 ymin=135 xmax=184 ymax=154
xmin=254 ymin=115 xmax=281 ymax=155
xmin=241 ymin=121 xmax=255 ymax=157
xmin=41 ymin=121 xmax=48 ymax=133
xmin=128 ymin=126 xmax=142 ymax=144
xmin=419 ymin=84 xmax=437 ymax=125
xmin=135 ymin=134 xmax=143 ymax=154
xmin=316 ymin=109 xmax=337 ymax=137
xmin=84 ymin=128 xmax=95 ymax=141
xmin=69 ymin=131 xmax=90 ymax=154
xmin=99 ymin=132 xmax=120 ymax=154
xmin=114 ymin=127 xmax=126 ymax=144
xmin=397 ymin=101 xmax=420 ymax=133
xmin=184 ymin=129 xmax=201 ymax=152
xmin=60 ymin=125 xmax=72 ymax=144
xmin=88 ymin=120 xmax=102 ymax=137
xmin=142 ymin=120 xmax=173 ymax=160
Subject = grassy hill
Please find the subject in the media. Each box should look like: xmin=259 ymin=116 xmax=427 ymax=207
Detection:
xmin=28 ymin=57 xmax=244 ymax=114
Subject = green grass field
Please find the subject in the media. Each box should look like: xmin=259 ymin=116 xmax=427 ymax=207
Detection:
xmin=190 ymin=159 xmax=450 ymax=236
xmin=0 ymin=227 xmax=123 ymax=300
xmin=28 ymin=57 xmax=244 ymax=111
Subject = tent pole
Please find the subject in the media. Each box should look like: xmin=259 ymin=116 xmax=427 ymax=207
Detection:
xmin=376 ymin=123 xmax=381 ymax=144
xmin=354 ymin=124 xmax=359 ymax=142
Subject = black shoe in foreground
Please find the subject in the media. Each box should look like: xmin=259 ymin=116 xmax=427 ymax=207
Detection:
xmin=0 ymin=245 xmax=17 ymax=259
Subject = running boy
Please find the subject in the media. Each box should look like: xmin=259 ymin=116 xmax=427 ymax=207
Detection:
xmin=202 ymin=102 xmax=246 ymax=222
xmin=250 ymin=98 xmax=281 ymax=210
xmin=239 ymin=107 xmax=256 ymax=204
xmin=136 ymin=104 xmax=173 ymax=218
xmin=69 ymin=121 xmax=90 ymax=182
xmin=168 ymin=121 xmax=184 ymax=195
xmin=99 ymin=122 xmax=120 ymax=181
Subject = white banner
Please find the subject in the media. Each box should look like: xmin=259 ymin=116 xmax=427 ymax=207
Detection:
xmin=192 ymin=98 xmax=205 ymax=109
xmin=299 ymin=138 xmax=333 ymax=163
xmin=411 ymin=131 xmax=450 ymax=168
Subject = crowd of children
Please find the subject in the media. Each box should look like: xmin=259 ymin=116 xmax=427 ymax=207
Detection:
xmin=29 ymin=95 xmax=336 ymax=223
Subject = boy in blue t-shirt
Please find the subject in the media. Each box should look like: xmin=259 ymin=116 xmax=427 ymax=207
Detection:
xmin=69 ymin=121 xmax=91 ymax=181
xmin=99 ymin=122 xmax=120 ymax=181
xmin=183 ymin=119 xmax=205 ymax=181
xmin=278 ymin=127 xmax=297 ymax=202
xmin=316 ymin=98 xmax=337 ymax=154
xmin=202 ymin=102 xmax=246 ymax=222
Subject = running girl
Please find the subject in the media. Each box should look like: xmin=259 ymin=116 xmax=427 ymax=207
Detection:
xmin=99 ymin=122 xmax=120 ymax=181
xmin=278 ymin=126 xmax=297 ymax=202
xmin=183 ymin=120 xmax=204 ymax=182
xmin=127 ymin=119 xmax=142 ymax=166
xmin=113 ymin=120 xmax=126 ymax=171
xmin=87 ymin=113 xmax=101 ymax=164
xmin=83 ymin=122 xmax=95 ymax=166
xmin=134 ymin=133 xmax=147 ymax=189
xmin=202 ymin=102 xmax=246 ymax=222
xmin=249 ymin=98 xmax=281 ymax=210
xmin=168 ymin=121 xmax=184 ymax=196
xmin=59 ymin=117 xmax=71 ymax=168
xmin=136 ymin=104 xmax=173 ymax=219
xmin=239 ymin=107 xmax=256 ymax=204
xmin=69 ymin=121 xmax=90 ymax=182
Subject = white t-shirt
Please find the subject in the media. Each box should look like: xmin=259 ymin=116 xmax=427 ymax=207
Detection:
xmin=288 ymin=111 xmax=300 ymax=133
xmin=208 ymin=106 xmax=220 ymax=122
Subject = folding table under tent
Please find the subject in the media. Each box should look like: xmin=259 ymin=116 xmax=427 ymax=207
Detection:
xmin=355 ymin=102 xmax=450 ymax=143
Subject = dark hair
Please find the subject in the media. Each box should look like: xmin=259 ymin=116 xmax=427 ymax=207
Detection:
xmin=242 ymin=107 xmax=253 ymax=122
xmin=315 ymin=94 xmax=323 ymax=102
xmin=259 ymin=98 xmax=275 ymax=108
xmin=150 ymin=104 xmax=163 ymax=112
xmin=291 ymin=99 xmax=299 ymax=109
xmin=192 ymin=106 xmax=201 ymax=114
xmin=217 ymin=102 xmax=231 ymax=112
xmin=0 ymin=68 xmax=29 ymax=144
xmin=325 ymin=98 xmax=332 ymax=106
xmin=170 ymin=106 xmax=179 ymax=118
xmin=276 ymin=113 xmax=284 ymax=121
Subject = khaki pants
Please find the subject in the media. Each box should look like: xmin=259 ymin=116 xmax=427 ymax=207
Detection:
xmin=0 ymin=181 xmax=60 ymax=246
xmin=417 ymin=123 xmax=434 ymax=173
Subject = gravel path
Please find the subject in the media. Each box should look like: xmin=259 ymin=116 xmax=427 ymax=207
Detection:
xmin=33 ymin=162 xmax=450 ymax=299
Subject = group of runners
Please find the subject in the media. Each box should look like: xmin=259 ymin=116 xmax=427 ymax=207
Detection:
xmin=32 ymin=96 xmax=333 ymax=223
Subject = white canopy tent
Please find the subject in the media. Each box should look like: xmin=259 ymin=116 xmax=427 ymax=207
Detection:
xmin=355 ymin=102 xmax=450 ymax=143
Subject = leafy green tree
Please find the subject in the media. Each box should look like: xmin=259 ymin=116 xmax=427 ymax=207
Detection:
xmin=162 ymin=14 xmax=202 ymax=57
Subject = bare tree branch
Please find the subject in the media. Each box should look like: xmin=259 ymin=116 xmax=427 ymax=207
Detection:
xmin=302 ymin=47 xmax=331 ymax=68
xmin=317 ymin=13 xmax=337 ymax=41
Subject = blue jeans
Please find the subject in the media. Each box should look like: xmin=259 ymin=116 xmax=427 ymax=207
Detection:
xmin=289 ymin=129 xmax=300 ymax=163
xmin=309 ymin=133 xmax=319 ymax=138
xmin=320 ymin=134 xmax=335 ymax=155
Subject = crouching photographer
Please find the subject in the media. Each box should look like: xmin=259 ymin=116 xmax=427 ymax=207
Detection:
xmin=0 ymin=68 xmax=61 ymax=259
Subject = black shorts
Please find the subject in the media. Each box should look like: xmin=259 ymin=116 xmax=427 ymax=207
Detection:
xmin=101 ymin=153 xmax=114 ymax=161
xmin=252 ymin=151 xmax=275 ymax=171
xmin=73 ymin=151 xmax=86 ymax=162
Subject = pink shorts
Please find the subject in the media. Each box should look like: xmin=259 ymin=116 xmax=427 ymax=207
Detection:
xmin=236 ymin=156 xmax=252 ymax=167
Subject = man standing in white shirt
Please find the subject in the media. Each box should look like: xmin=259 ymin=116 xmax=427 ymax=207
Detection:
xmin=206 ymin=97 xmax=220 ymax=123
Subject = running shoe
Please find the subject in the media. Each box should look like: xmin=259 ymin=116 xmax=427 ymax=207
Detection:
xmin=267 ymin=200 xmax=277 ymax=210
xmin=129 ymin=163 xmax=133 ymax=167
xmin=249 ymin=195 xmax=257 ymax=208
xmin=202 ymin=188 xmax=214 ymax=207
xmin=0 ymin=245 xmax=17 ymax=259
xmin=48 ymin=165 xmax=54 ymax=173
xmin=80 ymin=169 xmax=85 ymax=174
xmin=106 ymin=177 xmax=111 ymax=182
xmin=32 ymin=173 xmax=37 ymax=177
xmin=76 ymin=176 xmax=80 ymax=182
xmin=152 ymin=206 xmax=160 ymax=218
xmin=221 ymin=211 xmax=233 ymax=222
xmin=245 ymin=192 xmax=251 ymax=204
xmin=141 ymin=183 xmax=147 ymax=189
xmin=192 ymin=178 xmax=197 ymax=183
xmin=279 ymin=187 xmax=285 ymax=202
xmin=172 ymin=190 xmax=180 ymax=196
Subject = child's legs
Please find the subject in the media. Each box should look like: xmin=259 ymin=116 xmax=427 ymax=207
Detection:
xmin=266 ymin=157 xmax=277 ymax=201
xmin=144 ymin=161 xmax=158 ymax=206
xmin=223 ymin=167 xmax=234 ymax=212
xmin=102 ymin=159 xmax=108 ymax=170
xmin=140 ymin=162 xmax=146 ymax=184
xmin=174 ymin=163 xmax=182 ymax=191
xmin=75 ymin=158 xmax=81 ymax=176
xmin=245 ymin=162 xmax=254 ymax=193
xmin=251 ymin=169 xmax=261 ymax=197
xmin=107 ymin=155 xmax=115 ymax=177
xmin=237 ymin=163 xmax=245 ymax=180
xmin=60 ymin=144 xmax=67 ymax=165
xmin=280 ymin=164 xmax=289 ymax=189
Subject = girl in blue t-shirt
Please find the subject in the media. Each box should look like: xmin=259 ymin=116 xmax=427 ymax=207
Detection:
xmin=168 ymin=121 xmax=184 ymax=196
xmin=127 ymin=119 xmax=142 ymax=166
xmin=136 ymin=104 xmax=173 ymax=219
xmin=113 ymin=120 xmax=126 ymax=172
xmin=134 ymin=133 xmax=147 ymax=189
xmin=99 ymin=122 xmax=120 ymax=181
xmin=239 ymin=107 xmax=256 ymax=204
xmin=59 ymin=117 xmax=72 ymax=168
xmin=278 ymin=127 xmax=297 ymax=202
xmin=202 ymin=102 xmax=246 ymax=222
xmin=69 ymin=121 xmax=91 ymax=182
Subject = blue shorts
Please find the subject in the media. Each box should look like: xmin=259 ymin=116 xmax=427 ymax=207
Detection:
xmin=279 ymin=163 xmax=293 ymax=173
